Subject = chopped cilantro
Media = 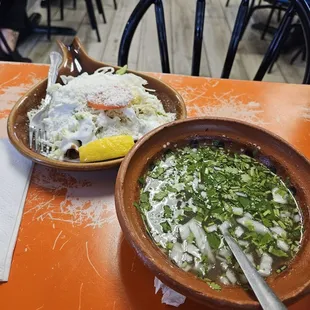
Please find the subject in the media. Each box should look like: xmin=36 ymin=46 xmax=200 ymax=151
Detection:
xmin=135 ymin=143 xmax=301 ymax=289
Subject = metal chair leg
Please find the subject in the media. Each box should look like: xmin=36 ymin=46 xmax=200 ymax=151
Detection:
xmin=261 ymin=0 xmax=277 ymax=40
xmin=221 ymin=0 xmax=250 ymax=79
xmin=268 ymin=50 xmax=280 ymax=73
xmin=268 ymin=22 xmax=293 ymax=73
xmin=290 ymin=47 xmax=303 ymax=64
xmin=240 ymin=2 xmax=283 ymax=40
xmin=268 ymin=13 xmax=292 ymax=73
xmin=60 ymin=0 xmax=64 ymax=20
xmin=302 ymin=46 xmax=306 ymax=61
xmin=85 ymin=0 xmax=101 ymax=42
xmin=277 ymin=4 xmax=283 ymax=22
xmin=240 ymin=0 xmax=256 ymax=39
xmin=95 ymin=0 xmax=107 ymax=23
xmin=154 ymin=0 xmax=170 ymax=73
xmin=254 ymin=2 xmax=295 ymax=81
xmin=192 ymin=0 xmax=206 ymax=76
xmin=118 ymin=0 xmax=154 ymax=67
xmin=113 ymin=0 xmax=117 ymax=10
xmin=47 ymin=0 xmax=51 ymax=40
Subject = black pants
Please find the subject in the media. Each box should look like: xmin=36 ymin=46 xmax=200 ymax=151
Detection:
xmin=0 ymin=0 xmax=28 ymax=31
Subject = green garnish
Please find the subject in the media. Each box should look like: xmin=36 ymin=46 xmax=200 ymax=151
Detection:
xmin=204 ymin=278 xmax=222 ymax=291
xmin=134 ymin=142 xmax=302 ymax=290
xmin=140 ymin=192 xmax=149 ymax=203
xmin=207 ymin=233 xmax=221 ymax=250
xmin=276 ymin=265 xmax=287 ymax=274
xmin=166 ymin=242 xmax=174 ymax=250
xmin=164 ymin=206 xmax=173 ymax=218
xmin=138 ymin=177 xmax=145 ymax=186
xmin=269 ymin=248 xmax=288 ymax=258
xmin=153 ymin=191 xmax=168 ymax=201
xmin=116 ymin=64 xmax=128 ymax=75
xmin=209 ymin=282 xmax=222 ymax=291
xmin=161 ymin=222 xmax=170 ymax=233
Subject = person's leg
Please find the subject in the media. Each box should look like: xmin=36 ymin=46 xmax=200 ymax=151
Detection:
xmin=0 ymin=0 xmax=30 ymax=61
xmin=0 ymin=29 xmax=20 ymax=53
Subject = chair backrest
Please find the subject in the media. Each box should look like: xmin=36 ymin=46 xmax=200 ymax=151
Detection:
xmin=118 ymin=0 xmax=206 ymax=76
xmin=118 ymin=0 xmax=170 ymax=73
xmin=222 ymin=0 xmax=310 ymax=84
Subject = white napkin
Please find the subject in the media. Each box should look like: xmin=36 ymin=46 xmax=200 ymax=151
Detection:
xmin=0 ymin=139 xmax=32 ymax=281
xmin=154 ymin=277 xmax=186 ymax=307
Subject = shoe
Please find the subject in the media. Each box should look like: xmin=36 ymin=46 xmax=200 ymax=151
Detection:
xmin=0 ymin=31 xmax=32 ymax=63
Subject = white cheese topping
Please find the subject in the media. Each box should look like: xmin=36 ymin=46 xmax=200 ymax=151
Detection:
xmin=28 ymin=67 xmax=176 ymax=160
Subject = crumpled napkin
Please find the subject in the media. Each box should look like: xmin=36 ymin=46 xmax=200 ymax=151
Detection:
xmin=0 ymin=139 xmax=32 ymax=281
xmin=154 ymin=277 xmax=186 ymax=307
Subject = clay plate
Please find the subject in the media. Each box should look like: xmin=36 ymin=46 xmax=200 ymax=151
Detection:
xmin=7 ymin=37 xmax=186 ymax=171
xmin=115 ymin=117 xmax=310 ymax=309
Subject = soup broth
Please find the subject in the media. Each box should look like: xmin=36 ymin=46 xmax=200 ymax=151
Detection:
xmin=135 ymin=143 xmax=303 ymax=290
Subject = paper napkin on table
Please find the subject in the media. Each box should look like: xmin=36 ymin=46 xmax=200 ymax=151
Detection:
xmin=154 ymin=277 xmax=186 ymax=307
xmin=0 ymin=139 xmax=32 ymax=281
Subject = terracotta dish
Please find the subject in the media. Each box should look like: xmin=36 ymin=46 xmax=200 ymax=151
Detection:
xmin=7 ymin=37 xmax=186 ymax=171
xmin=115 ymin=117 xmax=310 ymax=309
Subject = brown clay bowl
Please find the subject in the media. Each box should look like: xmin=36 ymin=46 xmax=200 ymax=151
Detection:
xmin=7 ymin=37 xmax=186 ymax=171
xmin=115 ymin=117 xmax=310 ymax=309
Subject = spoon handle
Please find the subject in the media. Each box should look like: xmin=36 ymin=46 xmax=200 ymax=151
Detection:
xmin=223 ymin=232 xmax=287 ymax=310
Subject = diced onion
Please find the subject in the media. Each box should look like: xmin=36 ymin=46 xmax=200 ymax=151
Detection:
xmin=189 ymin=220 xmax=215 ymax=263
xmin=186 ymin=243 xmax=201 ymax=259
xmin=237 ymin=217 xmax=270 ymax=234
xmin=258 ymin=253 xmax=273 ymax=277
xmin=179 ymin=224 xmax=191 ymax=241
xmin=226 ymin=269 xmax=237 ymax=284
xmin=294 ymin=214 xmax=301 ymax=223
xmin=232 ymin=207 xmax=243 ymax=216
xmin=235 ymin=226 xmax=244 ymax=238
xmin=170 ymin=243 xmax=184 ymax=267
xmin=220 ymin=276 xmax=230 ymax=285
xmin=272 ymin=188 xmax=288 ymax=204
xmin=277 ymin=239 xmax=289 ymax=252
xmin=270 ymin=226 xmax=287 ymax=238
xmin=206 ymin=224 xmax=217 ymax=233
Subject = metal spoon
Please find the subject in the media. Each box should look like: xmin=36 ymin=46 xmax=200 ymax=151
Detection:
xmin=219 ymin=223 xmax=287 ymax=310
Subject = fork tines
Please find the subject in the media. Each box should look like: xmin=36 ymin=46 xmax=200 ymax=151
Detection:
xmin=29 ymin=126 xmax=51 ymax=155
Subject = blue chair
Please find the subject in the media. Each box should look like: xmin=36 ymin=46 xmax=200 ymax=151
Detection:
xmin=226 ymin=0 xmax=262 ymax=7
xmin=222 ymin=0 xmax=310 ymax=84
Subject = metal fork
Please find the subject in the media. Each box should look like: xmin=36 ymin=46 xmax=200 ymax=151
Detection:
xmin=29 ymin=51 xmax=62 ymax=153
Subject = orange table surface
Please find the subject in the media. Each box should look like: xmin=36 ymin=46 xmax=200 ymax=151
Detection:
xmin=0 ymin=62 xmax=310 ymax=310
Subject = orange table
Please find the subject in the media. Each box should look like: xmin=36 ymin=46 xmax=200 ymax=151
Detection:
xmin=0 ymin=62 xmax=310 ymax=310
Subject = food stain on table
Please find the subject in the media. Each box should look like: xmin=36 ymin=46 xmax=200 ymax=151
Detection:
xmin=0 ymin=72 xmax=43 ymax=108
xmin=160 ymin=77 xmax=268 ymax=125
xmin=24 ymin=165 xmax=117 ymax=228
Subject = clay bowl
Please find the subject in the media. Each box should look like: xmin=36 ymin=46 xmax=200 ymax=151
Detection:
xmin=115 ymin=117 xmax=310 ymax=309
xmin=7 ymin=37 xmax=186 ymax=171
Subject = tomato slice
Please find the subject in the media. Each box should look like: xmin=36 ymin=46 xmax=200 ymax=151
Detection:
xmin=86 ymin=87 xmax=132 ymax=110
xmin=87 ymin=101 xmax=124 ymax=110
